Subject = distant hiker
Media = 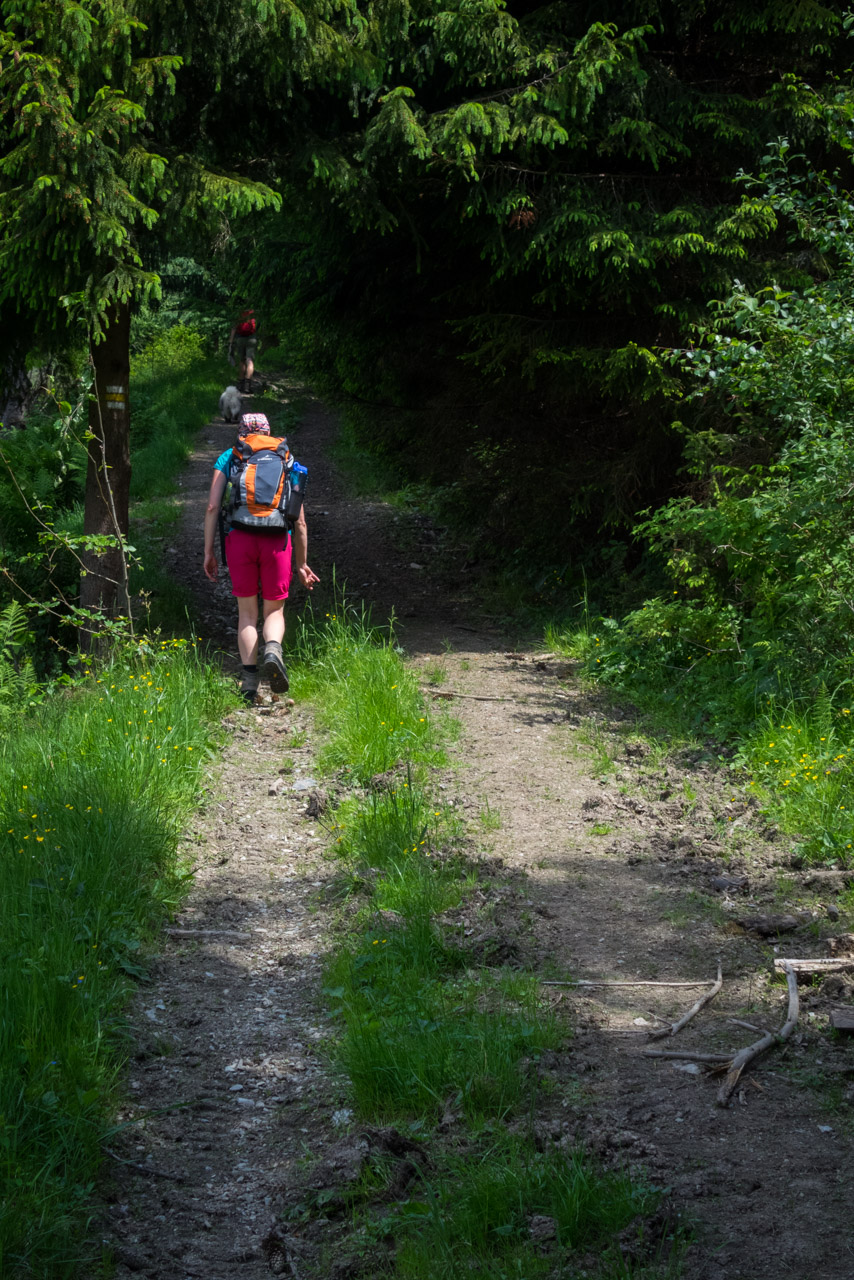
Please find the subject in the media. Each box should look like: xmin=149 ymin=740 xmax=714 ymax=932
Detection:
xmin=219 ymin=384 xmax=242 ymax=423
xmin=203 ymin=412 xmax=319 ymax=703
xmin=228 ymin=307 xmax=258 ymax=393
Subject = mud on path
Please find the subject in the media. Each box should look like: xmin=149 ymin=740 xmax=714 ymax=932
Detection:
xmin=101 ymin=378 xmax=854 ymax=1280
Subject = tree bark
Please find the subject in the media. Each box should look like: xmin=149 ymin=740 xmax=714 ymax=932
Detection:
xmin=80 ymin=301 xmax=132 ymax=628
xmin=0 ymin=305 xmax=36 ymax=427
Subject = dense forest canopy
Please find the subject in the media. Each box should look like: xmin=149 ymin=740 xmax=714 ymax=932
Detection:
xmin=221 ymin=1 xmax=854 ymax=556
xmin=2 ymin=0 xmax=854 ymax=593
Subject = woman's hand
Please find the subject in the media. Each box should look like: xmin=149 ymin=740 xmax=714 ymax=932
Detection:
xmin=297 ymin=563 xmax=320 ymax=590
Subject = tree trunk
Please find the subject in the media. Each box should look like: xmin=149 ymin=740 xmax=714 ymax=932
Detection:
xmin=0 ymin=306 xmax=36 ymax=427
xmin=79 ymin=301 xmax=132 ymax=628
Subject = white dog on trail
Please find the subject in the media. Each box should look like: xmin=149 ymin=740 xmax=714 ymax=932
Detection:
xmin=219 ymin=385 xmax=242 ymax=423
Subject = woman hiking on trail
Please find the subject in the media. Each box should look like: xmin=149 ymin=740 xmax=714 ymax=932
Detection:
xmin=228 ymin=307 xmax=258 ymax=393
xmin=203 ymin=413 xmax=319 ymax=702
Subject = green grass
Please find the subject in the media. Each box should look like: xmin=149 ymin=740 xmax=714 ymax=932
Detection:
xmin=291 ymin=602 xmax=445 ymax=782
xmin=547 ymin=617 xmax=854 ymax=867
xmin=125 ymin=328 xmax=226 ymax=634
xmin=0 ymin=642 xmax=236 ymax=1277
xmin=391 ymin=1134 xmax=665 ymax=1280
xmin=743 ymin=698 xmax=854 ymax=862
xmin=128 ymin=498 xmax=198 ymax=634
xmin=280 ymin=603 xmax=671 ymax=1277
xmin=479 ymin=801 xmax=502 ymax=831
xmin=129 ymin=327 xmax=223 ymax=501
xmin=328 ymin=958 xmax=561 ymax=1122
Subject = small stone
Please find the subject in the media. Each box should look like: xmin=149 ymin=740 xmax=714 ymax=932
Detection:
xmin=739 ymin=913 xmax=801 ymax=936
xmin=529 ymin=1214 xmax=557 ymax=1242
xmin=712 ymin=874 xmax=748 ymax=893
xmin=827 ymin=903 xmax=841 ymax=922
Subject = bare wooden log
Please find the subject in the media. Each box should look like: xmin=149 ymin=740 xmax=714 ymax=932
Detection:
xmin=773 ymin=957 xmax=854 ymax=977
xmin=717 ymin=963 xmax=799 ymax=1107
xmin=648 ymin=960 xmax=723 ymax=1041
xmin=163 ymin=928 xmax=251 ymax=941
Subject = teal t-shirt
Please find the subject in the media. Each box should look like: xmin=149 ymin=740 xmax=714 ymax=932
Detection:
xmin=214 ymin=447 xmax=233 ymax=474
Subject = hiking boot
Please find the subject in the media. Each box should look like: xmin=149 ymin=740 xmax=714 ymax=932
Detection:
xmin=239 ymin=668 xmax=259 ymax=703
xmin=262 ymin=640 xmax=289 ymax=693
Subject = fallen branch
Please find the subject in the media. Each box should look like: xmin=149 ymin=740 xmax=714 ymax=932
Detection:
xmin=163 ymin=928 xmax=251 ymax=940
xmin=773 ymin=957 xmax=854 ymax=977
xmin=717 ymin=962 xmax=799 ymax=1107
xmin=104 ymin=1147 xmax=185 ymax=1182
xmin=422 ymin=687 xmax=513 ymax=702
xmin=542 ymin=979 xmax=716 ymax=989
xmin=643 ymin=1049 xmax=732 ymax=1064
xmin=648 ymin=960 xmax=723 ymax=1041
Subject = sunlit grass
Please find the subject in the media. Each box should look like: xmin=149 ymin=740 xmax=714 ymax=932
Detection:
xmin=0 ymin=643 xmax=235 ymax=1276
xmin=746 ymin=698 xmax=854 ymax=862
xmin=292 ymin=592 xmax=668 ymax=1273
xmin=290 ymin=603 xmax=445 ymax=781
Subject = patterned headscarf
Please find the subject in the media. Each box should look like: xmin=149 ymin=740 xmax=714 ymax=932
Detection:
xmin=238 ymin=413 xmax=270 ymax=435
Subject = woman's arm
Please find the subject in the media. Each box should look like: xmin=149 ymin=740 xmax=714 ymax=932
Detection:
xmin=291 ymin=507 xmax=319 ymax=590
xmin=203 ymin=469 xmax=228 ymax=581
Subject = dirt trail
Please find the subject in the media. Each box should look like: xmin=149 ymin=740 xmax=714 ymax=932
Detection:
xmin=101 ymin=378 xmax=854 ymax=1280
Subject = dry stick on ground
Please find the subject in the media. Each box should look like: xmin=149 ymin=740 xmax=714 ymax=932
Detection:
xmin=422 ymin=688 xmax=513 ymax=702
xmin=163 ymin=928 xmax=251 ymax=940
xmin=773 ymin=957 xmax=854 ymax=977
xmin=104 ymin=1147 xmax=185 ymax=1182
xmin=717 ymin=962 xmax=800 ymax=1107
xmin=647 ymin=960 xmax=723 ymax=1041
xmin=643 ymin=1050 xmax=733 ymax=1064
xmin=543 ymin=979 xmax=717 ymax=989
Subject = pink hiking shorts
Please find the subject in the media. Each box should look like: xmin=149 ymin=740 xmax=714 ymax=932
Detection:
xmin=225 ymin=527 xmax=292 ymax=600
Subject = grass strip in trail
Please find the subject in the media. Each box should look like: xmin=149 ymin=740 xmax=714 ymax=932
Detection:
xmin=0 ymin=641 xmax=235 ymax=1278
xmin=288 ymin=607 xmax=676 ymax=1278
xmin=291 ymin=604 xmax=446 ymax=782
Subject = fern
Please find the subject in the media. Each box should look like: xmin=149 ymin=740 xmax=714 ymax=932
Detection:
xmin=0 ymin=602 xmax=35 ymax=723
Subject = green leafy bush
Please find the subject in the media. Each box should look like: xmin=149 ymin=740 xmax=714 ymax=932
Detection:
xmin=554 ymin=157 xmax=854 ymax=861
